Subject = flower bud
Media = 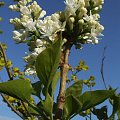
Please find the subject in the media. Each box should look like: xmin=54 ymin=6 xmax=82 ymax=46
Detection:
xmin=78 ymin=19 xmax=84 ymax=30
xmin=9 ymin=5 xmax=19 ymax=11
xmin=69 ymin=16 xmax=75 ymax=23
xmin=78 ymin=19 xmax=84 ymax=25
xmin=68 ymin=16 xmax=75 ymax=30
xmin=78 ymin=7 xmax=87 ymax=19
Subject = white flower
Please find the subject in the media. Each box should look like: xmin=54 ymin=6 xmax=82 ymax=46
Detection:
xmin=9 ymin=4 xmax=19 ymax=11
xmin=36 ymin=39 xmax=45 ymax=47
xmin=40 ymin=10 xmax=46 ymax=18
xmin=91 ymin=0 xmax=104 ymax=6
xmin=13 ymin=31 xmax=22 ymax=42
xmin=37 ymin=13 xmax=65 ymax=38
xmin=28 ymin=1 xmax=46 ymax=19
xmin=34 ymin=47 xmax=46 ymax=54
xmin=24 ymin=46 xmax=46 ymax=75
xmin=84 ymin=0 xmax=90 ymax=7
xmin=13 ymin=30 xmax=28 ymax=43
xmin=78 ymin=7 xmax=87 ymax=18
xmin=20 ymin=6 xmax=31 ymax=15
xmin=22 ymin=18 xmax=36 ymax=31
xmin=83 ymin=12 xmax=99 ymax=25
xmin=25 ymin=67 xmax=36 ymax=76
xmin=64 ymin=0 xmax=85 ymax=17
xmin=18 ymin=0 xmax=32 ymax=6
xmin=87 ymin=23 xmax=104 ymax=44
xmin=21 ymin=15 xmax=30 ymax=23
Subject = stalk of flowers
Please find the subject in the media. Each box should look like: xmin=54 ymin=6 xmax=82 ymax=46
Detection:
xmin=9 ymin=0 xmax=65 ymax=75
xmin=62 ymin=0 xmax=104 ymax=46
xmin=59 ymin=0 xmax=104 ymax=56
xmin=10 ymin=0 xmax=104 ymax=76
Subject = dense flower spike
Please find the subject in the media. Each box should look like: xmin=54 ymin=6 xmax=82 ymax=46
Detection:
xmin=10 ymin=0 xmax=104 ymax=75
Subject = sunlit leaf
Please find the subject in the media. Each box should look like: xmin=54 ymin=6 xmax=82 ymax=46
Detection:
xmin=0 ymin=79 xmax=33 ymax=102
xmin=63 ymin=95 xmax=82 ymax=119
xmin=78 ymin=90 xmax=115 ymax=111
xmin=66 ymin=80 xmax=83 ymax=97
xmin=35 ymin=39 xmax=62 ymax=94
xmin=35 ymin=39 xmax=62 ymax=119
xmin=51 ymin=71 xmax=60 ymax=97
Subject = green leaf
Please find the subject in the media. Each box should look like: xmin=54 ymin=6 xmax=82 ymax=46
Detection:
xmin=78 ymin=90 xmax=115 ymax=111
xmin=0 ymin=79 xmax=33 ymax=102
xmin=108 ymin=94 xmax=120 ymax=119
xmin=66 ymin=80 xmax=83 ymax=97
xmin=35 ymin=39 xmax=62 ymax=94
xmin=32 ymin=81 xmax=42 ymax=98
xmin=92 ymin=106 xmax=108 ymax=120
xmin=35 ymin=38 xmax=62 ymax=119
xmin=51 ymin=71 xmax=60 ymax=97
xmin=63 ymin=95 xmax=82 ymax=119
xmin=28 ymin=102 xmax=48 ymax=119
xmin=41 ymin=93 xmax=53 ymax=120
xmin=28 ymin=104 xmax=40 ymax=116
xmin=117 ymin=110 xmax=120 ymax=119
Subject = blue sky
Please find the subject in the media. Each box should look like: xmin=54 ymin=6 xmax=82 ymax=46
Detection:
xmin=0 ymin=0 xmax=120 ymax=119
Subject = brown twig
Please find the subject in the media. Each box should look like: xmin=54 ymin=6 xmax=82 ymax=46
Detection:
xmin=21 ymin=101 xmax=32 ymax=117
xmin=55 ymin=42 xmax=71 ymax=120
xmin=0 ymin=42 xmax=31 ymax=118
xmin=0 ymin=43 xmax=13 ymax=80
xmin=0 ymin=43 xmax=25 ymax=118
xmin=101 ymin=46 xmax=107 ymax=90
xmin=0 ymin=94 xmax=24 ymax=119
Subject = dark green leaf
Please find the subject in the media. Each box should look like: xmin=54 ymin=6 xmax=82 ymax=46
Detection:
xmin=66 ymin=80 xmax=83 ymax=97
xmin=51 ymin=71 xmax=60 ymax=97
xmin=41 ymin=93 xmax=53 ymax=120
xmin=32 ymin=81 xmax=42 ymax=98
xmin=28 ymin=104 xmax=40 ymax=116
xmin=78 ymin=90 xmax=115 ymax=111
xmin=117 ymin=110 xmax=120 ymax=119
xmin=35 ymin=38 xmax=62 ymax=119
xmin=28 ymin=102 xmax=48 ymax=119
xmin=92 ymin=106 xmax=108 ymax=119
xmin=0 ymin=79 xmax=33 ymax=102
xmin=108 ymin=94 xmax=120 ymax=119
xmin=35 ymin=39 xmax=62 ymax=94
xmin=63 ymin=95 xmax=82 ymax=119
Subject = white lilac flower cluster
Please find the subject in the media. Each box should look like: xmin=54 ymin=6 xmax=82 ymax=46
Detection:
xmin=10 ymin=0 xmax=104 ymax=75
xmin=9 ymin=0 xmax=65 ymax=75
xmin=63 ymin=0 xmax=104 ymax=45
